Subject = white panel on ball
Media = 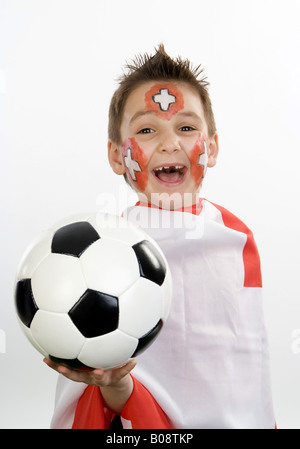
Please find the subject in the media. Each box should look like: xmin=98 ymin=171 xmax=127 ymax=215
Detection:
xmin=118 ymin=277 xmax=163 ymax=338
xmin=31 ymin=311 xmax=84 ymax=359
xmin=31 ymin=253 xmax=87 ymax=312
xmin=80 ymin=238 xmax=140 ymax=296
xmin=17 ymin=317 xmax=48 ymax=357
xmin=78 ymin=329 xmax=138 ymax=370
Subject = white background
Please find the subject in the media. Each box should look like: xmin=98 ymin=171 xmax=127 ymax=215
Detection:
xmin=1 ymin=0 xmax=300 ymax=429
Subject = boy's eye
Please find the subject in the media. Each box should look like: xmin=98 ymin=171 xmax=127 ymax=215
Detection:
xmin=138 ymin=128 xmax=154 ymax=134
xmin=180 ymin=126 xmax=195 ymax=132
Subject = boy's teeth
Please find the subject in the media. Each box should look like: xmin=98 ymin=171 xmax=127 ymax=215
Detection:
xmin=153 ymin=165 xmax=186 ymax=183
xmin=154 ymin=165 xmax=184 ymax=171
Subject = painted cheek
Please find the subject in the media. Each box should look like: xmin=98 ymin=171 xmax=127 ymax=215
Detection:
xmin=144 ymin=83 xmax=184 ymax=120
xmin=189 ymin=133 xmax=209 ymax=188
xmin=121 ymin=138 xmax=149 ymax=192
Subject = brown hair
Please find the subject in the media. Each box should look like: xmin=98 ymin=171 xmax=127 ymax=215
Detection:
xmin=108 ymin=44 xmax=217 ymax=145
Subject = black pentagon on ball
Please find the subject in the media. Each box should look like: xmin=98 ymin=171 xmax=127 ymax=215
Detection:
xmin=132 ymin=319 xmax=163 ymax=357
xmin=15 ymin=279 xmax=39 ymax=328
xmin=69 ymin=289 xmax=119 ymax=338
xmin=51 ymin=221 xmax=100 ymax=257
xmin=132 ymin=240 xmax=166 ymax=286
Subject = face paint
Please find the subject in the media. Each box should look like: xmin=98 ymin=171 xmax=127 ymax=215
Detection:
xmin=144 ymin=83 xmax=184 ymax=120
xmin=121 ymin=138 xmax=148 ymax=191
xmin=189 ymin=133 xmax=209 ymax=188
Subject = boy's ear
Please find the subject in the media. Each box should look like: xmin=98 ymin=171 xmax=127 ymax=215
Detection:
xmin=107 ymin=140 xmax=126 ymax=175
xmin=207 ymin=133 xmax=219 ymax=168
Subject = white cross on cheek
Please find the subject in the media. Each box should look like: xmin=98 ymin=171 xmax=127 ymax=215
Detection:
xmin=197 ymin=140 xmax=208 ymax=176
xmin=153 ymin=88 xmax=176 ymax=111
xmin=124 ymin=147 xmax=142 ymax=181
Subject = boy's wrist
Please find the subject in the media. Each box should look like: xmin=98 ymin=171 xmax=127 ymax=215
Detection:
xmin=100 ymin=373 xmax=134 ymax=414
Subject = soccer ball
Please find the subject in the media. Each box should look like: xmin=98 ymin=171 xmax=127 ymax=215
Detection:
xmin=14 ymin=212 xmax=172 ymax=370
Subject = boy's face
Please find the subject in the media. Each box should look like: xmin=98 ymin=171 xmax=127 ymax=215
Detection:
xmin=108 ymin=81 xmax=218 ymax=209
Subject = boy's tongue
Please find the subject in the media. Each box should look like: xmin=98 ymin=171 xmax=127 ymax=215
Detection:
xmin=155 ymin=166 xmax=183 ymax=183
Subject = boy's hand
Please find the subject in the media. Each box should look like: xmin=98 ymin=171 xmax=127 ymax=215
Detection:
xmin=44 ymin=357 xmax=136 ymax=414
xmin=43 ymin=357 xmax=136 ymax=387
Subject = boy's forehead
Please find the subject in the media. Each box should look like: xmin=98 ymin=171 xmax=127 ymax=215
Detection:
xmin=121 ymin=80 xmax=207 ymax=134
xmin=124 ymin=81 xmax=205 ymax=116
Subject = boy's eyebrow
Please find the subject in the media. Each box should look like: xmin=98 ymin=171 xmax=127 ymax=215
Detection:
xmin=176 ymin=111 xmax=203 ymax=123
xmin=129 ymin=110 xmax=156 ymax=124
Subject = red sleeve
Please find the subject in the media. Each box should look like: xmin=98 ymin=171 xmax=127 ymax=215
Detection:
xmin=72 ymin=384 xmax=113 ymax=429
xmin=72 ymin=376 xmax=171 ymax=429
xmin=121 ymin=376 xmax=171 ymax=429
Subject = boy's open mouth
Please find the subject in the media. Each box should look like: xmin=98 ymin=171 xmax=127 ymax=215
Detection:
xmin=152 ymin=164 xmax=188 ymax=185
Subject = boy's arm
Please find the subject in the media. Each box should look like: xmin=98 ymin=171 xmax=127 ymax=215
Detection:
xmin=45 ymin=357 xmax=171 ymax=429
xmin=44 ymin=357 xmax=136 ymax=414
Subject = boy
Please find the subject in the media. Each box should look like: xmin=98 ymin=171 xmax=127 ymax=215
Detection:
xmin=45 ymin=45 xmax=275 ymax=429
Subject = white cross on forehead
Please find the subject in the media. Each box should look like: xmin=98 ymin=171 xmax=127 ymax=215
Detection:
xmin=197 ymin=140 xmax=208 ymax=176
xmin=124 ymin=147 xmax=142 ymax=181
xmin=153 ymin=88 xmax=176 ymax=111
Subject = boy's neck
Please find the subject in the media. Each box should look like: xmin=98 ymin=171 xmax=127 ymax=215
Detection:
xmin=137 ymin=191 xmax=202 ymax=213
xmin=135 ymin=198 xmax=203 ymax=216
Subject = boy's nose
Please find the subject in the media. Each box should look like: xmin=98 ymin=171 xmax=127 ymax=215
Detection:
xmin=158 ymin=132 xmax=181 ymax=154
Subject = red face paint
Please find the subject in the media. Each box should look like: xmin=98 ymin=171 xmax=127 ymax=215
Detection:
xmin=121 ymin=138 xmax=148 ymax=191
xmin=144 ymin=83 xmax=184 ymax=120
xmin=189 ymin=133 xmax=209 ymax=188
